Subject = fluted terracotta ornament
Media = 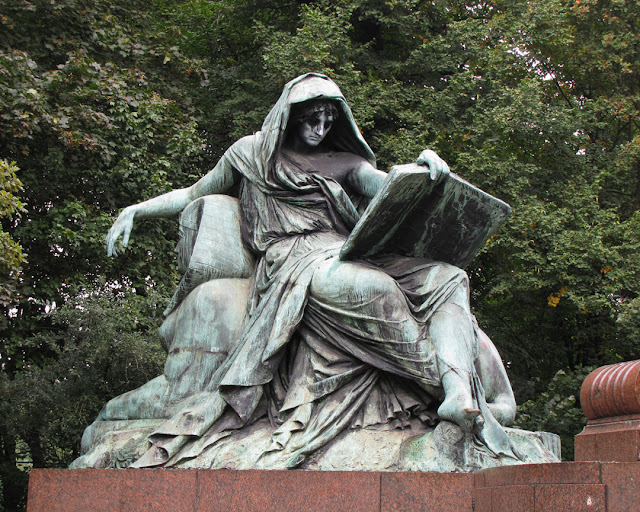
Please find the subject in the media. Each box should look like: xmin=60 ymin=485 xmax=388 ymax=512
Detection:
xmin=576 ymin=361 xmax=640 ymax=462
xmin=580 ymin=361 xmax=640 ymax=420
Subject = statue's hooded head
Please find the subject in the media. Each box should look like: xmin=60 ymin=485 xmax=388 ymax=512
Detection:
xmin=258 ymin=74 xmax=376 ymax=169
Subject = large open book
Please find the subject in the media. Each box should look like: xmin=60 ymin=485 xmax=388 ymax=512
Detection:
xmin=339 ymin=163 xmax=512 ymax=268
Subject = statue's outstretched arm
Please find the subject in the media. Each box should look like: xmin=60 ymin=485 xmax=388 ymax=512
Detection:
xmin=106 ymin=155 xmax=238 ymax=256
xmin=347 ymin=149 xmax=450 ymax=199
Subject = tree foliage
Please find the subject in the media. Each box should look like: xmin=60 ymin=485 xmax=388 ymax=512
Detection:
xmin=0 ymin=286 xmax=165 ymax=510
xmin=1 ymin=0 xmax=640 ymax=508
xmin=0 ymin=159 xmax=26 ymax=313
xmin=513 ymin=365 xmax=595 ymax=461
xmin=1 ymin=0 xmax=204 ymax=507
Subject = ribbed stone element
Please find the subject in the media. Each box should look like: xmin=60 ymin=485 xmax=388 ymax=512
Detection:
xmin=581 ymin=361 xmax=640 ymax=420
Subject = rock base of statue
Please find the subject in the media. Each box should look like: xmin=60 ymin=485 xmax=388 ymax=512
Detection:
xmin=28 ymin=461 xmax=640 ymax=511
xmin=70 ymin=418 xmax=559 ymax=471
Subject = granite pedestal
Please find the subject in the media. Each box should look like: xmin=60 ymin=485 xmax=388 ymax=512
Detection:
xmin=27 ymin=461 xmax=640 ymax=511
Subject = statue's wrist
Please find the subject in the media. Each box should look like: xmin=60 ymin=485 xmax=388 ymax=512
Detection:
xmin=125 ymin=205 xmax=139 ymax=219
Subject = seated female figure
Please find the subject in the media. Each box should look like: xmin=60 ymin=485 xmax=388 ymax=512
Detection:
xmin=104 ymin=73 xmax=517 ymax=467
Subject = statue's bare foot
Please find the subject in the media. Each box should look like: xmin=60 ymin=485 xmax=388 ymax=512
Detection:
xmin=438 ymin=370 xmax=482 ymax=431
xmin=437 ymin=393 xmax=482 ymax=432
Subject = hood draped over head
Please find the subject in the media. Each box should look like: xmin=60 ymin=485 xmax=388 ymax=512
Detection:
xmin=257 ymin=73 xmax=376 ymax=170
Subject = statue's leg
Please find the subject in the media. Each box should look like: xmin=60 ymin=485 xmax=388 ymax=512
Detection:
xmin=309 ymin=258 xmax=422 ymax=343
xmin=425 ymin=268 xmax=516 ymax=429
xmin=428 ymin=300 xmax=481 ymax=432
xmin=309 ymin=258 xmax=482 ymax=431
xmin=475 ymin=328 xmax=516 ymax=426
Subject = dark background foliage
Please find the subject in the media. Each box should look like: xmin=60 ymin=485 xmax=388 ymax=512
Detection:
xmin=1 ymin=0 xmax=639 ymax=508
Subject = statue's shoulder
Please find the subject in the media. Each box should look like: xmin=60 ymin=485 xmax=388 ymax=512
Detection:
xmin=222 ymin=133 xmax=263 ymax=166
xmin=229 ymin=133 xmax=261 ymax=152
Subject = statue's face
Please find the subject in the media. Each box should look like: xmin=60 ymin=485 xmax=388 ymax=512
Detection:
xmin=296 ymin=110 xmax=334 ymax=147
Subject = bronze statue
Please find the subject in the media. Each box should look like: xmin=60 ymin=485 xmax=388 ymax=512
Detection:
xmin=73 ymin=74 xmax=560 ymax=471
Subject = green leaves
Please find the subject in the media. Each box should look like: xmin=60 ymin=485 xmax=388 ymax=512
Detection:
xmin=0 ymin=285 xmax=166 ymax=465
xmin=0 ymin=159 xmax=26 ymax=313
xmin=1 ymin=0 xmax=207 ymax=331
xmin=514 ymin=366 xmax=595 ymax=461
xmin=260 ymin=2 xmax=357 ymax=83
xmin=1 ymin=6 xmax=205 ymax=505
